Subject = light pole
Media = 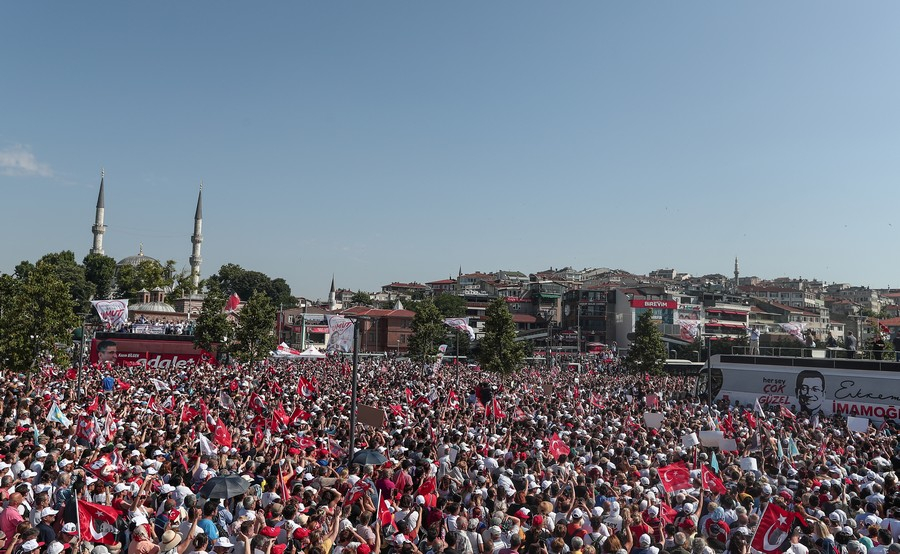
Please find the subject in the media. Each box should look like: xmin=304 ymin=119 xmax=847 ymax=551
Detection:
xmin=345 ymin=315 xmax=369 ymax=466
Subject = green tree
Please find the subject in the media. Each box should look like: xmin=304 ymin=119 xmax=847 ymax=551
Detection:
xmin=625 ymin=311 xmax=667 ymax=375
xmin=477 ymin=298 xmax=525 ymax=375
xmin=407 ymin=299 xmax=448 ymax=362
xmin=350 ymin=290 xmax=373 ymax=306
xmin=233 ymin=290 xmax=277 ymax=365
xmin=0 ymin=263 xmax=79 ymax=373
xmin=115 ymin=260 xmax=173 ymax=300
xmin=433 ymin=293 xmax=466 ymax=318
xmin=31 ymin=251 xmax=95 ymax=313
xmin=83 ymin=253 xmax=117 ymax=300
xmin=209 ymin=264 xmax=295 ymax=307
xmin=193 ymin=286 xmax=234 ymax=361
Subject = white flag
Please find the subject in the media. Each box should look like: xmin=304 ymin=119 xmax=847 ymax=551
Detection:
xmin=219 ymin=391 xmax=236 ymax=412
xmin=197 ymin=434 xmax=216 ymax=456
xmin=91 ymin=299 xmax=129 ymax=328
xmin=443 ymin=318 xmax=476 ymax=341
xmin=326 ymin=315 xmax=355 ymax=353
xmin=149 ymin=378 xmax=171 ymax=392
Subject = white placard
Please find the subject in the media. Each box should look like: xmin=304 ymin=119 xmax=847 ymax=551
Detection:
xmin=643 ymin=412 xmax=665 ymax=429
xmin=681 ymin=432 xmax=699 ymax=448
xmin=740 ymin=457 xmax=758 ymax=471
xmin=699 ymin=430 xmax=725 ymax=447
xmin=720 ymin=439 xmax=738 ymax=452
xmin=847 ymin=416 xmax=869 ymax=434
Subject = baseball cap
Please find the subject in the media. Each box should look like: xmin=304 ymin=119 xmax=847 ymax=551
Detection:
xmin=61 ymin=523 xmax=77 ymax=534
xmin=572 ymin=508 xmax=584 ymax=519
xmin=260 ymin=526 xmax=280 ymax=538
xmin=214 ymin=538 xmax=235 ymax=548
xmin=640 ymin=534 xmax=652 ymax=546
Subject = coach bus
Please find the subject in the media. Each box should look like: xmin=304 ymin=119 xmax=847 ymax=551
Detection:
xmin=697 ymin=354 xmax=900 ymax=423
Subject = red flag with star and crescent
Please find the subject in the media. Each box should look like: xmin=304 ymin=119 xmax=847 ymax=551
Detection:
xmin=657 ymin=462 xmax=692 ymax=493
xmin=750 ymin=503 xmax=792 ymax=554
xmin=213 ymin=418 xmax=232 ymax=447
xmin=298 ymin=377 xmax=316 ymax=399
xmin=701 ymin=464 xmax=727 ymax=495
xmin=78 ymin=500 xmax=119 ymax=545
xmin=548 ymin=432 xmax=570 ymax=460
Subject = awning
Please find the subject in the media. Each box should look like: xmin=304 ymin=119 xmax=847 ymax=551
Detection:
xmin=706 ymin=322 xmax=746 ymax=329
xmin=307 ymin=326 xmax=329 ymax=334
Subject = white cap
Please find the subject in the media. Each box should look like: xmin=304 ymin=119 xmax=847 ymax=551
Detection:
xmin=40 ymin=507 xmax=59 ymax=518
xmin=572 ymin=508 xmax=584 ymax=519
xmin=159 ymin=484 xmax=175 ymax=494
xmin=62 ymin=523 xmax=78 ymax=534
xmin=114 ymin=483 xmax=129 ymax=493
xmin=214 ymin=537 xmax=235 ymax=548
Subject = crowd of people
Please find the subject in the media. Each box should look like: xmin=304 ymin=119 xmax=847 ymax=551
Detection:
xmin=1 ymin=353 xmax=898 ymax=554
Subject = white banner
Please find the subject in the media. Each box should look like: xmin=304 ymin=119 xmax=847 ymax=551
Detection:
xmin=326 ymin=315 xmax=355 ymax=353
xmin=444 ymin=317 xmax=476 ymax=341
xmin=91 ymin=299 xmax=129 ymax=328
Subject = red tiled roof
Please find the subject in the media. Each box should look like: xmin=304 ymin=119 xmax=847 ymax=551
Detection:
xmin=342 ymin=307 xmax=416 ymax=318
xmin=427 ymin=279 xmax=456 ymax=285
xmin=512 ymin=314 xmax=537 ymax=323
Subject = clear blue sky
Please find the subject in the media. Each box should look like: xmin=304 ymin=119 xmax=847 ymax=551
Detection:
xmin=3 ymin=2 xmax=899 ymax=299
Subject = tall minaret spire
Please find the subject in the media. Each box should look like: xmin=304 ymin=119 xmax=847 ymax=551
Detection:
xmin=90 ymin=169 xmax=107 ymax=255
xmin=734 ymin=256 xmax=740 ymax=289
xmin=189 ymin=182 xmax=203 ymax=292
xmin=328 ymin=275 xmax=337 ymax=310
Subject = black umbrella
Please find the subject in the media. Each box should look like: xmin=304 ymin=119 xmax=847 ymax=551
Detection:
xmin=199 ymin=474 xmax=251 ymax=499
xmin=350 ymin=448 xmax=388 ymax=466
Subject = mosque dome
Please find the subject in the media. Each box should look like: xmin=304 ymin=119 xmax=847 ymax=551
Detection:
xmin=129 ymin=301 xmax=176 ymax=313
xmin=117 ymin=244 xmax=160 ymax=268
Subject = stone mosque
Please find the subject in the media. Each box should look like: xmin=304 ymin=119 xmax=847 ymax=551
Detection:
xmin=89 ymin=171 xmax=206 ymax=320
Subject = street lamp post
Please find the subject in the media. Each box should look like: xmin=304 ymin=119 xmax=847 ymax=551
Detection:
xmin=348 ymin=320 xmax=360 ymax=465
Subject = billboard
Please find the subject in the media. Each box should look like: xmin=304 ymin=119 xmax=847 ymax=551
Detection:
xmin=700 ymin=355 xmax=900 ymax=422
xmin=90 ymin=335 xmax=207 ymax=370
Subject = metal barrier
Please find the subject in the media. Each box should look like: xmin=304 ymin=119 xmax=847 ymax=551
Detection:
xmin=731 ymin=345 xmax=899 ymax=361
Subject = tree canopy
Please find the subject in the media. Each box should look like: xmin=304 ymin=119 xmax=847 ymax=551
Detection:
xmin=433 ymin=293 xmax=467 ymax=318
xmin=625 ymin=310 xmax=667 ymax=374
xmin=0 ymin=262 xmax=79 ymax=372
xmin=83 ymin=253 xmax=117 ymax=301
xmin=407 ymin=299 xmax=447 ymax=362
xmin=477 ymin=298 xmax=525 ymax=375
xmin=208 ymin=263 xmax=295 ymax=307
xmin=233 ymin=290 xmax=277 ymax=364
xmin=193 ymin=285 xmax=234 ymax=359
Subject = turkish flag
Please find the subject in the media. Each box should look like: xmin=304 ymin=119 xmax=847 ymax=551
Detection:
xmin=289 ymin=407 xmax=312 ymax=425
xmin=378 ymin=493 xmax=397 ymax=529
xmin=344 ymin=480 xmax=371 ymax=504
xmin=657 ymin=462 xmax=692 ymax=493
xmin=78 ymin=500 xmax=119 ymax=545
xmin=225 ymin=292 xmax=241 ymax=313
xmin=298 ymin=377 xmax=316 ymax=399
xmin=65 ymin=368 xmax=78 ymax=380
xmin=701 ymin=464 xmax=727 ymax=495
xmin=448 ymin=390 xmax=460 ymax=409
xmin=487 ymin=398 xmax=506 ymax=419
xmin=780 ymin=405 xmax=796 ymax=420
xmin=86 ymin=395 xmax=100 ymax=414
xmin=213 ymin=418 xmax=232 ymax=447
xmin=513 ymin=406 xmax=529 ymax=422
xmin=745 ymin=410 xmax=757 ymax=429
xmin=750 ymin=503 xmax=792 ymax=554
xmin=249 ymin=392 xmax=267 ymax=413
xmin=589 ymin=392 xmax=604 ymax=408
xmin=659 ymin=502 xmax=678 ymax=524
xmin=180 ymin=404 xmax=199 ymax=423
xmin=416 ymin=476 xmax=437 ymax=496
xmin=548 ymin=432 xmax=570 ymax=460
xmin=405 ymin=387 xmax=414 ymax=405
xmin=297 ymin=436 xmax=316 ymax=449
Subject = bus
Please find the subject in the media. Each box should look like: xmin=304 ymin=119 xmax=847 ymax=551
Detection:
xmin=696 ymin=354 xmax=900 ymax=423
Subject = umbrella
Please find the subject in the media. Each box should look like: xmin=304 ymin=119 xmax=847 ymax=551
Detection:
xmin=199 ymin=474 xmax=251 ymax=499
xmin=350 ymin=448 xmax=388 ymax=466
